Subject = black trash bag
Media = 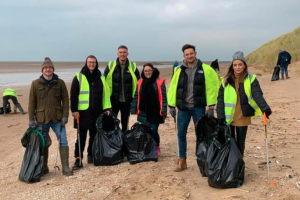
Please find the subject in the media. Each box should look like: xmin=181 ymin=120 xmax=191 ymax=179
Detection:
xmin=195 ymin=115 xmax=218 ymax=177
xmin=205 ymin=125 xmax=245 ymax=188
xmin=123 ymin=122 xmax=158 ymax=164
xmin=93 ymin=112 xmax=124 ymax=166
xmin=271 ymin=65 xmax=281 ymax=81
xmin=19 ymin=125 xmax=51 ymax=183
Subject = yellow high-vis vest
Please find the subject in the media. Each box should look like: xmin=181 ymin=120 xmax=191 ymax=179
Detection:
xmin=223 ymin=74 xmax=262 ymax=124
xmin=105 ymin=60 xmax=137 ymax=97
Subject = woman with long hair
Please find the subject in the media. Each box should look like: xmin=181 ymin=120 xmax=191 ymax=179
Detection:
xmin=131 ymin=63 xmax=167 ymax=157
xmin=216 ymin=51 xmax=272 ymax=157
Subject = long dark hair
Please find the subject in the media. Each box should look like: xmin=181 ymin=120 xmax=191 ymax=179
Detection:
xmin=224 ymin=60 xmax=248 ymax=86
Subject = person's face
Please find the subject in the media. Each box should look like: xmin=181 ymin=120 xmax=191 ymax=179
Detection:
xmin=183 ymin=48 xmax=197 ymax=64
xmin=117 ymin=48 xmax=129 ymax=62
xmin=87 ymin=57 xmax=97 ymax=72
xmin=42 ymin=65 xmax=54 ymax=78
xmin=143 ymin=66 xmax=153 ymax=78
xmin=232 ymin=60 xmax=246 ymax=74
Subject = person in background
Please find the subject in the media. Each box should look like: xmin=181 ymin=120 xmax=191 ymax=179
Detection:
xmin=104 ymin=45 xmax=140 ymax=132
xmin=2 ymin=88 xmax=26 ymax=114
xmin=276 ymin=49 xmax=292 ymax=80
xmin=28 ymin=57 xmax=73 ymax=176
xmin=217 ymin=51 xmax=272 ymax=157
xmin=210 ymin=59 xmax=219 ymax=72
xmin=70 ymin=55 xmax=111 ymax=170
xmin=131 ymin=63 xmax=167 ymax=157
xmin=168 ymin=44 xmax=219 ymax=172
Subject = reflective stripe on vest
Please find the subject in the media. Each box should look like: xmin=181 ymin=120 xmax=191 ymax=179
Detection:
xmin=76 ymin=73 xmax=89 ymax=110
xmin=223 ymin=74 xmax=262 ymax=124
xmin=106 ymin=60 xmax=137 ymax=97
xmin=136 ymin=78 xmax=165 ymax=116
xmin=2 ymin=88 xmax=17 ymax=97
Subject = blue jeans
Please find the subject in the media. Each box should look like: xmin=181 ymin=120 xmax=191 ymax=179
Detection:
xmin=43 ymin=122 xmax=68 ymax=147
xmin=281 ymin=65 xmax=288 ymax=78
xmin=177 ymin=107 xmax=205 ymax=158
xmin=150 ymin=123 xmax=160 ymax=146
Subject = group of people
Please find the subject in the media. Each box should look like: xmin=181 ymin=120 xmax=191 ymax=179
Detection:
xmin=2 ymin=44 xmax=276 ymax=178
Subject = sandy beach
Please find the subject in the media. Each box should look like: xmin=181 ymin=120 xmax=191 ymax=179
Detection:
xmin=1 ymin=61 xmax=300 ymax=200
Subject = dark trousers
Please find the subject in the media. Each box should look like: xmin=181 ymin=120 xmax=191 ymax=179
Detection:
xmin=3 ymin=95 xmax=18 ymax=111
xmin=111 ymin=101 xmax=131 ymax=132
xmin=74 ymin=126 xmax=97 ymax=158
xmin=150 ymin=123 xmax=160 ymax=146
xmin=230 ymin=125 xmax=248 ymax=157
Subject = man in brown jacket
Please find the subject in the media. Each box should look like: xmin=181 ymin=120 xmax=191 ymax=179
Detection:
xmin=28 ymin=57 xmax=73 ymax=176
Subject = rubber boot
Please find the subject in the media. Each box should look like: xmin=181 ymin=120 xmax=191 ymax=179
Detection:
xmin=59 ymin=146 xmax=74 ymax=176
xmin=174 ymin=157 xmax=187 ymax=172
xmin=43 ymin=147 xmax=49 ymax=174
xmin=16 ymin=103 xmax=26 ymax=114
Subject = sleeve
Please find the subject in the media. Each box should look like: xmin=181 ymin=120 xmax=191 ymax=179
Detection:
xmin=61 ymin=80 xmax=69 ymax=118
xmin=216 ymin=85 xmax=225 ymax=120
xmin=251 ymin=78 xmax=270 ymax=112
xmin=103 ymin=65 xmax=110 ymax=77
xmin=70 ymin=76 xmax=80 ymax=112
xmin=28 ymin=82 xmax=37 ymax=122
xmin=130 ymin=85 xmax=138 ymax=114
xmin=102 ymin=77 xmax=112 ymax=110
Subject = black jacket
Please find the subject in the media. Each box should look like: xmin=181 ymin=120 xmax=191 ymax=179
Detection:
xmin=104 ymin=58 xmax=140 ymax=103
xmin=217 ymin=75 xmax=270 ymax=120
xmin=176 ymin=60 xmax=206 ymax=110
xmin=70 ymin=60 xmax=105 ymax=129
xmin=276 ymin=51 xmax=291 ymax=67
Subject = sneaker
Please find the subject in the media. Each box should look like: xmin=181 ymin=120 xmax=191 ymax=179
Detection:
xmin=72 ymin=158 xmax=83 ymax=170
xmin=156 ymin=146 xmax=161 ymax=157
xmin=87 ymin=156 xmax=93 ymax=164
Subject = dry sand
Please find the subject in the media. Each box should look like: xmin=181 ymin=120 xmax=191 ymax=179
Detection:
xmin=0 ymin=62 xmax=300 ymax=200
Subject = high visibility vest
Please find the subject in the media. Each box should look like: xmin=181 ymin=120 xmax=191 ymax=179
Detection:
xmin=135 ymin=78 xmax=165 ymax=116
xmin=223 ymin=74 xmax=262 ymax=124
xmin=167 ymin=64 xmax=218 ymax=107
xmin=2 ymin=88 xmax=17 ymax=97
xmin=75 ymin=73 xmax=111 ymax=110
xmin=105 ymin=60 xmax=137 ymax=97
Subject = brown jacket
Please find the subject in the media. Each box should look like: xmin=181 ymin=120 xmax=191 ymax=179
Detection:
xmin=28 ymin=76 xmax=69 ymax=124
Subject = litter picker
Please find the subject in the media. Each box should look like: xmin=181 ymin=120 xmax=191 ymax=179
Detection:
xmin=263 ymin=110 xmax=277 ymax=187
xmin=76 ymin=114 xmax=82 ymax=166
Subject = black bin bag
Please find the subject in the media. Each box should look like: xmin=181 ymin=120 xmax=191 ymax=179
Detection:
xmin=205 ymin=125 xmax=245 ymax=188
xmin=19 ymin=125 xmax=51 ymax=183
xmin=195 ymin=115 xmax=218 ymax=177
xmin=271 ymin=65 xmax=281 ymax=81
xmin=93 ymin=112 xmax=124 ymax=166
xmin=123 ymin=122 xmax=158 ymax=164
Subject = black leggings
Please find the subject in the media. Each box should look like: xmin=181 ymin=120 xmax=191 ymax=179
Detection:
xmin=230 ymin=125 xmax=248 ymax=157
xmin=111 ymin=101 xmax=131 ymax=132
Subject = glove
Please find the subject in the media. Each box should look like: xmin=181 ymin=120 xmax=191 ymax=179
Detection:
xmin=163 ymin=112 xmax=167 ymax=121
xmin=61 ymin=117 xmax=68 ymax=126
xmin=206 ymin=109 xmax=214 ymax=118
xmin=28 ymin=121 xmax=36 ymax=128
xmin=264 ymin=109 xmax=272 ymax=119
xmin=218 ymin=119 xmax=226 ymax=126
xmin=169 ymin=107 xmax=176 ymax=120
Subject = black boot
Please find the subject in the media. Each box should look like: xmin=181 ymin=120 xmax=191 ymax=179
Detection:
xmin=16 ymin=103 xmax=26 ymax=114
xmin=72 ymin=158 xmax=83 ymax=170
xmin=43 ymin=148 xmax=49 ymax=174
xmin=59 ymin=146 xmax=74 ymax=176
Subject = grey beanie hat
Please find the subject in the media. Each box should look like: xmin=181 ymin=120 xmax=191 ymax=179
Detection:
xmin=41 ymin=57 xmax=54 ymax=71
xmin=232 ymin=51 xmax=245 ymax=62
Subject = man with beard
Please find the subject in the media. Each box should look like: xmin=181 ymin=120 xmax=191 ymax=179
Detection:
xmin=168 ymin=44 xmax=219 ymax=172
xmin=70 ymin=55 xmax=111 ymax=170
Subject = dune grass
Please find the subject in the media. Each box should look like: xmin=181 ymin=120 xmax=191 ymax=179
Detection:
xmin=246 ymin=27 xmax=300 ymax=71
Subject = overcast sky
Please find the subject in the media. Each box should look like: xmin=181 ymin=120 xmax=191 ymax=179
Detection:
xmin=0 ymin=0 xmax=299 ymax=62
